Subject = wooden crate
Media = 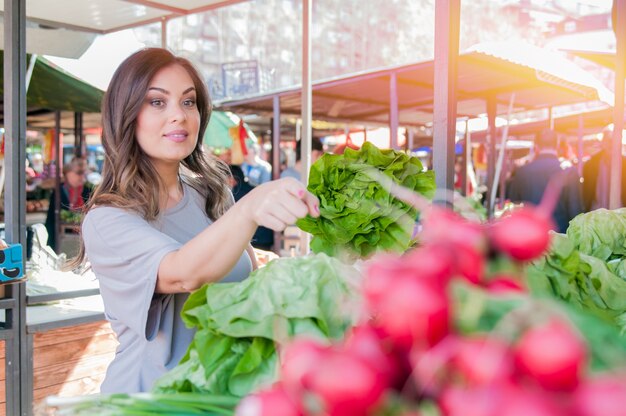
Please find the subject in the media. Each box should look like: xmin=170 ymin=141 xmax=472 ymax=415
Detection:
xmin=0 ymin=320 xmax=117 ymax=415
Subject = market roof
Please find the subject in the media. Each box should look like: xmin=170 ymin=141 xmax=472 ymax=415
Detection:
xmin=568 ymin=50 xmax=618 ymax=70
xmin=216 ymin=42 xmax=613 ymax=127
xmin=0 ymin=0 xmax=247 ymax=34
xmin=0 ymin=51 xmax=104 ymax=123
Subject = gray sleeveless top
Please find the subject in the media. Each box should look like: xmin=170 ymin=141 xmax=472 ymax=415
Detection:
xmin=82 ymin=183 xmax=252 ymax=393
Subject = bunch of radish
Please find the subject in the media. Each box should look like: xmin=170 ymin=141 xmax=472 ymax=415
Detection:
xmin=235 ymin=196 xmax=626 ymax=416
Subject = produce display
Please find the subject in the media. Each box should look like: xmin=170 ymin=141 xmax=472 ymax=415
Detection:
xmin=46 ymin=155 xmax=626 ymax=416
xmin=296 ymin=142 xmax=436 ymax=260
xmin=234 ymin=201 xmax=626 ymax=416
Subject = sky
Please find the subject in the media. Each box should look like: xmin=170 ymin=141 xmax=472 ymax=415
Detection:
xmin=45 ymin=30 xmax=146 ymax=91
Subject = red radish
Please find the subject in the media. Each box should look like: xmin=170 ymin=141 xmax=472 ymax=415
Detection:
xmin=343 ymin=324 xmax=399 ymax=388
xmin=235 ymin=384 xmax=303 ymax=416
xmin=280 ymin=337 xmax=328 ymax=391
xmin=496 ymin=383 xmax=564 ymax=416
xmin=411 ymin=335 xmax=459 ymax=395
xmin=489 ymin=206 xmax=554 ymax=261
xmin=375 ymin=275 xmax=449 ymax=349
xmin=306 ymin=348 xmax=386 ymax=416
xmin=364 ymin=257 xmax=399 ymax=307
xmin=452 ymin=244 xmax=485 ymax=284
xmin=453 ymin=336 xmax=514 ymax=385
xmin=439 ymin=385 xmax=500 ymax=416
xmin=514 ymin=319 xmax=587 ymax=392
xmin=572 ymin=376 xmax=626 ymax=416
xmin=486 ymin=275 xmax=525 ymax=294
xmin=420 ymin=208 xmax=487 ymax=252
xmin=403 ymin=245 xmax=455 ymax=287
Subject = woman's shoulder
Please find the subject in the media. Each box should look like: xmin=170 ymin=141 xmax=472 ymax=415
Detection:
xmin=84 ymin=205 xmax=142 ymax=225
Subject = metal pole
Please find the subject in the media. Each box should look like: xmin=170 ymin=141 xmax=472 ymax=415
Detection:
xmin=460 ymin=119 xmax=469 ymax=196
xmin=300 ymin=0 xmax=312 ymax=255
xmin=433 ymin=0 xmax=461 ymax=204
xmin=54 ymin=111 xmax=62 ymax=254
xmin=486 ymin=96 xmax=497 ymax=218
xmin=389 ymin=72 xmax=399 ymax=149
xmin=3 ymin=0 xmax=27 ymax=413
xmin=465 ymin=121 xmax=473 ymax=196
xmin=577 ymin=114 xmax=584 ymax=178
xmin=272 ymin=97 xmax=281 ymax=180
xmin=610 ymin=0 xmax=625 ymax=209
xmin=271 ymin=96 xmax=281 ymax=253
xmin=161 ymin=18 xmax=168 ymax=49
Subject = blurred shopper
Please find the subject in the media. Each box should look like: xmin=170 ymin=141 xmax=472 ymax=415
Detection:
xmin=280 ymin=137 xmax=324 ymax=182
xmin=241 ymin=142 xmax=271 ymax=186
xmin=582 ymin=126 xmax=626 ymax=211
xmin=228 ymin=164 xmax=275 ymax=251
xmin=508 ymin=129 xmax=583 ymax=233
xmin=45 ymin=157 xmax=93 ymax=252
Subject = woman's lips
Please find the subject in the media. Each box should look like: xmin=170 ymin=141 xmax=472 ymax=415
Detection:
xmin=164 ymin=130 xmax=188 ymax=143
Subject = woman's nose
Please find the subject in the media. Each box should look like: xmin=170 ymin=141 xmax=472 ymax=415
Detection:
xmin=169 ymin=103 xmax=187 ymax=123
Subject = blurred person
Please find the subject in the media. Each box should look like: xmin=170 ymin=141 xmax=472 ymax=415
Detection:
xmin=508 ymin=129 xmax=583 ymax=233
xmin=70 ymin=48 xmax=318 ymax=393
xmin=45 ymin=157 xmax=94 ymax=252
xmin=241 ymin=142 xmax=271 ymax=186
xmin=280 ymin=137 xmax=324 ymax=182
xmin=228 ymin=165 xmax=274 ymax=251
xmin=582 ymin=126 xmax=626 ymax=211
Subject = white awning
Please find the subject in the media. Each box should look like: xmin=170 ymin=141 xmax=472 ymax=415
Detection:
xmin=0 ymin=0 xmax=247 ymax=34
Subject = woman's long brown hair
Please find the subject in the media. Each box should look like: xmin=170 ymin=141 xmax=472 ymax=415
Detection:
xmin=69 ymin=48 xmax=231 ymax=269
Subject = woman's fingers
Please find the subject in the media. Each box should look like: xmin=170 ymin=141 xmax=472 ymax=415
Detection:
xmin=246 ymin=178 xmax=321 ymax=229
xmin=280 ymin=178 xmax=320 ymax=218
xmin=302 ymin=191 xmax=320 ymax=218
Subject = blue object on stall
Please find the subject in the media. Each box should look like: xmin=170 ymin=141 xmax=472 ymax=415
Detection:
xmin=0 ymin=244 xmax=24 ymax=283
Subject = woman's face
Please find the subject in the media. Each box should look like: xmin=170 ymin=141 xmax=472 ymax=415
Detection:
xmin=136 ymin=63 xmax=200 ymax=170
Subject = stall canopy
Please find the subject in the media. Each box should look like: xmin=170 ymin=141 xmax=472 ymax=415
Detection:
xmin=569 ymin=50 xmax=620 ymax=71
xmin=0 ymin=0 xmax=247 ymax=34
xmin=204 ymin=111 xmax=257 ymax=149
xmin=216 ymin=42 xmax=612 ymax=127
xmin=0 ymin=51 xmax=104 ymax=123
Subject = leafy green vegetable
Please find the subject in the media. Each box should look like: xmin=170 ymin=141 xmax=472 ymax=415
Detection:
xmin=452 ymin=282 xmax=626 ymax=372
xmin=528 ymin=208 xmax=626 ymax=332
xmin=566 ymin=208 xmax=626 ymax=261
xmin=46 ymin=392 xmax=238 ymax=415
xmin=154 ymin=253 xmax=361 ymax=397
xmin=297 ymin=142 xmax=436 ymax=260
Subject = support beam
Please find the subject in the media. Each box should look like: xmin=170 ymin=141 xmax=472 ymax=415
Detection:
xmin=272 ymin=96 xmax=281 ymax=180
xmin=610 ymin=0 xmax=625 ymax=209
xmin=161 ymin=18 xmax=168 ymax=48
xmin=432 ymin=0 xmax=461 ymax=203
xmin=486 ymin=95 xmax=497 ymax=218
xmin=3 ymin=0 xmax=28 ymax=414
xmin=389 ymin=72 xmax=399 ymax=149
xmin=300 ymin=0 xmax=312 ymax=255
xmin=271 ymin=96 xmax=281 ymax=254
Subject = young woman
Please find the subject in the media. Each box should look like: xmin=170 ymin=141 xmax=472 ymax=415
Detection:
xmin=74 ymin=48 xmax=319 ymax=393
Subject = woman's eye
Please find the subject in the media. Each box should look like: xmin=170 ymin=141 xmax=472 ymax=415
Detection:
xmin=183 ymin=99 xmax=196 ymax=107
xmin=150 ymin=99 xmax=165 ymax=107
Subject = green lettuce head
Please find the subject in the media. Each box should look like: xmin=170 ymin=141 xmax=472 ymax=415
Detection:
xmin=297 ymin=142 xmax=436 ymax=260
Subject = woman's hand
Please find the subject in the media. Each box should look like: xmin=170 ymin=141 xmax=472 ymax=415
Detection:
xmin=0 ymin=239 xmax=8 ymax=250
xmin=241 ymin=178 xmax=320 ymax=231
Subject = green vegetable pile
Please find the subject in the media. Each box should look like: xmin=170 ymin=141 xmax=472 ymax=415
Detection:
xmin=153 ymin=253 xmax=361 ymax=397
xmin=528 ymin=208 xmax=626 ymax=331
xmin=297 ymin=142 xmax=436 ymax=260
xmin=47 ymin=393 xmax=239 ymax=415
